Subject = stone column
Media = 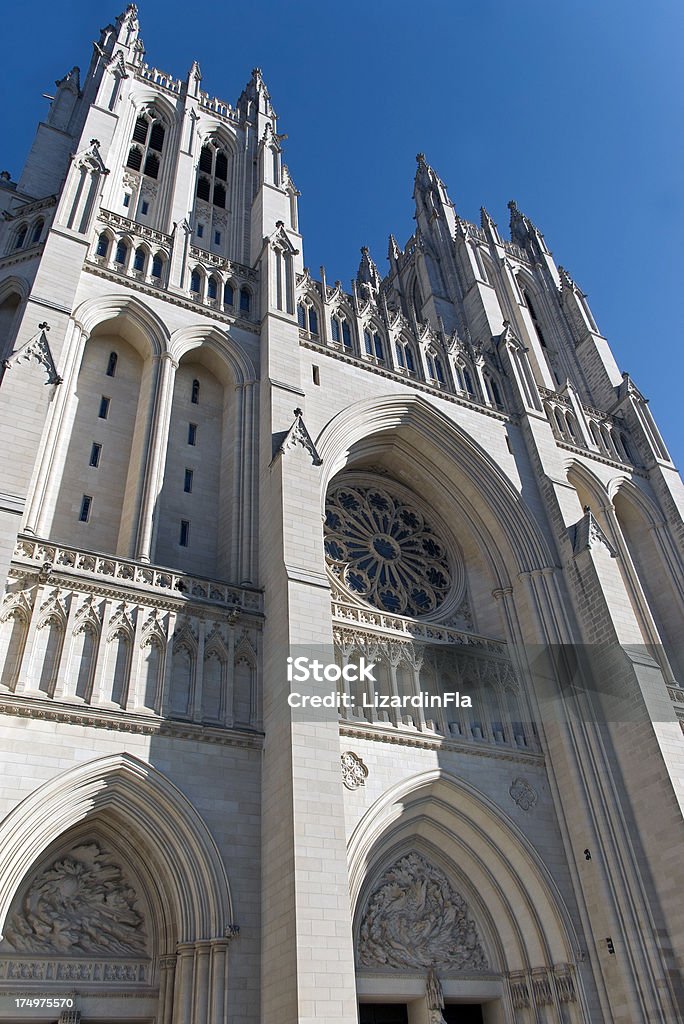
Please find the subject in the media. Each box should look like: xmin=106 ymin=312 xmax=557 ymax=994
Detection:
xmin=135 ymin=351 xmax=177 ymax=563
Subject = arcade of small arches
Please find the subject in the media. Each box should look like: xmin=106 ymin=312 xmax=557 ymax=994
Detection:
xmin=297 ymin=291 xmax=504 ymax=410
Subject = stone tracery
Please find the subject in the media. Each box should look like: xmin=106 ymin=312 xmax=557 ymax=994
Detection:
xmin=325 ymin=483 xmax=452 ymax=618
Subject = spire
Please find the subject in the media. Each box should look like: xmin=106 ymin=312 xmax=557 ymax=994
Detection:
xmin=387 ymin=233 xmax=401 ymax=262
xmin=237 ymin=67 xmax=274 ymax=119
xmin=413 ymin=152 xmax=455 ymax=221
xmin=508 ymin=200 xmax=548 ymax=254
xmin=114 ymin=4 xmax=140 ymax=47
xmin=186 ymin=60 xmax=202 ymax=99
xmin=356 ymin=246 xmax=381 ymax=301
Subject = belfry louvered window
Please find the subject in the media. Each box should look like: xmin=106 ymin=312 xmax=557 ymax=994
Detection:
xmin=126 ymin=113 xmax=165 ymax=179
xmin=196 ymin=144 xmax=229 ymax=209
xmin=196 ymin=143 xmax=231 ymax=208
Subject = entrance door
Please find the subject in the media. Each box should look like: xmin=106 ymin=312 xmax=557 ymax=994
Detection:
xmin=443 ymin=1006 xmax=484 ymax=1023
xmin=358 ymin=1005 xmax=409 ymax=1024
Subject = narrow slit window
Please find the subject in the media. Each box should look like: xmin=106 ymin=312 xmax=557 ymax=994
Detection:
xmin=79 ymin=495 xmax=92 ymax=523
xmin=312 ymin=365 xmax=320 ymax=386
xmin=179 ymin=520 xmax=190 ymax=547
xmin=89 ymin=443 xmax=102 ymax=468
xmin=214 ymin=230 xmax=221 ymax=245
xmin=123 ymin=193 xmax=131 ymax=208
xmin=106 ymin=352 xmax=118 ymax=377
xmin=184 ymin=468 xmax=194 ymax=493
xmin=188 ymin=423 xmax=197 ymax=445
xmin=98 ymin=396 xmax=111 ymax=419
xmin=96 ymin=233 xmax=109 ymax=258
xmin=141 ymin=200 xmax=149 ymax=215
xmin=191 ymin=379 xmax=200 ymax=404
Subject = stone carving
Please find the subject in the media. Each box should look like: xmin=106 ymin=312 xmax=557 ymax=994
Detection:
xmin=4 ymin=843 xmax=146 ymax=956
xmin=325 ymin=483 xmax=452 ymax=618
xmin=5 ymin=324 xmax=62 ymax=386
xmin=509 ymin=777 xmax=538 ymax=812
xmin=278 ymin=408 xmax=322 ymax=466
xmin=341 ymin=751 xmax=368 ymax=790
xmin=426 ymin=968 xmax=447 ymax=1023
xmin=358 ymin=852 xmax=488 ymax=970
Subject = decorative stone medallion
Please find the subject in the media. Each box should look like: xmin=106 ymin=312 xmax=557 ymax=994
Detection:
xmin=325 ymin=483 xmax=452 ymax=617
xmin=358 ymin=852 xmax=488 ymax=970
xmin=341 ymin=751 xmax=368 ymax=790
xmin=509 ymin=777 xmax=538 ymax=812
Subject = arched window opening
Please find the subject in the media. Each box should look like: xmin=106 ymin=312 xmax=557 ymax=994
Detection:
xmin=224 ymin=281 xmax=234 ymax=307
xmin=190 ymin=270 xmax=201 ymax=294
xmin=297 ymin=300 xmax=318 ymax=336
xmin=191 ymin=379 xmax=200 ymax=404
xmin=132 ymin=116 xmax=148 ymax=143
xmin=151 ymin=253 xmax=163 ymax=279
xmin=14 ymin=225 xmax=27 ymax=250
xmin=127 ymin=111 xmax=165 ymax=180
xmin=239 ymin=287 xmax=251 ymax=314
xmin=199 ymin=145 xmax=213 ymax=174
xmin=126 ymin=146 xmax=143 ymax=172
xmin=133 ymin=247 xmax=146 ymax=273
xmin=114 ymin=240 xmax=128 ymax=266
xmin=148 ymin=121 xmax=165 ymax=152
xmin=427 ymin=352 xmax=446 ymax=384
xmin=485 ymin=374 xmax=503 ymax=408
xmin=566 ymin=413 xmax=578 ymax=440
xmin=455 ymin=361 xmax=475 ymax=396
xmin=524 ymin=290 xmax=548 ymax=348
xmin=364 ymin=328 xmax=384 ymax=362
xmin=215 ymin=151 xmax=228 ymax=181
xmin=143 ymin=153 xmax=159 ymax=179
xmin=196 ymin=141 xmax=231 ymax=209
xmin=395 ymin=341 xmax=416 ymax=373
xmin=106 ymin=351 xmax=118 ymax=377
xmin=207 ymin=277 xmax=218 ymax=300
xmin=96 ymin=232 xmax=110 ymax=258
xmin=31 ymin=220 xmax=44 ymax=245
xmin=330 ymin=315 xmax=340 ymax=342
xmin=620 ymin=433 xmax=634 ymax=463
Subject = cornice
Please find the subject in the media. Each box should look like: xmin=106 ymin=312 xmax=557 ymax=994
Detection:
xmin=0 ymin=694 xmax=264 ymax=749
xmin=339 ymin=721 xmax=544 ymax=766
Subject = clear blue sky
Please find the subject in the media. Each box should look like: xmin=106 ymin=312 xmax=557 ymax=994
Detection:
xmin=2 ymin=1 xmax=682 ymax=466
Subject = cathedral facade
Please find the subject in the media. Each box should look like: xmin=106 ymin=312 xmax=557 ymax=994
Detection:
xmin=0 ymin=7 xmax=683 ymax=1023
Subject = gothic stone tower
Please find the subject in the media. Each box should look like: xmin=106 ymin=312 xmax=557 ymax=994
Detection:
xmin=0 ymin=7 xmax=683 ymax=1024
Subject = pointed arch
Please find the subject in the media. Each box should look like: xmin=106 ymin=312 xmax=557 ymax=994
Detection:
xmin=73 ymin=293 xmax=171 ymax=358
xmin=316 ymin=394 xmax=556 ymax=580
xmin=348 ymin=769 xmax=583 ymax=977
xmin=0 ymin=752 xmax=233 ymax=943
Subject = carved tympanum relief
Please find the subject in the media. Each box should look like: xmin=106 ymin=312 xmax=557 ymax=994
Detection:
xmin=358 ymin=852 xmax=488 ymax=970
xmin=3 ymin=842 xmax=147 ymax=956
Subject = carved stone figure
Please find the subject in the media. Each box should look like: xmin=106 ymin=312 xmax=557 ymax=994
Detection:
xmin=358 ymin=852 xmax=488 ymax=970
xmin=4 ymin=843 xmax=147 ymax=956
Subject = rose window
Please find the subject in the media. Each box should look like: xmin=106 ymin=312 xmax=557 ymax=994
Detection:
xmin=324 ymin=483 xmax=451 ymax=617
